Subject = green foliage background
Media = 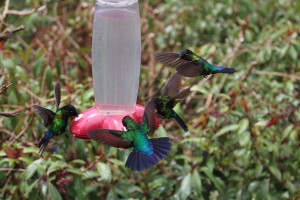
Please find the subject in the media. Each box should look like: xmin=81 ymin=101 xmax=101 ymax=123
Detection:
xmin=0 ymin=0 xmax=300 ymax=199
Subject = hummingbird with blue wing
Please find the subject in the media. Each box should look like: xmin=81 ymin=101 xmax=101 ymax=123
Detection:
xmin=33 ymin=82 xmax=78 ymax=155
xmin=88 ymin=100 xmax=171 ymax=172
xmin=155 ymin=49 xmax=236 ymax=78
xmin=152 ymin=73 xmax=189 ymax=132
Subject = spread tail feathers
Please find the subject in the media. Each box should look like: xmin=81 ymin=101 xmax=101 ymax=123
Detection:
xmin=174 ymin=112 xmax=189 ymax=132
xmin=38 ymin=131 xmax=52 ymax=155
xmin=125 ymin=137 xmax=171 ymax=172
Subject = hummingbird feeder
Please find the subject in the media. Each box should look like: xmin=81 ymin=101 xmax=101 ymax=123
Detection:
xmin=70 ymin=0 xmax=158 ymax=139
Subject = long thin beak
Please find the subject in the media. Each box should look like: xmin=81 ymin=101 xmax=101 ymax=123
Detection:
xmin=171 ymin=57 xmax=180 ymax=64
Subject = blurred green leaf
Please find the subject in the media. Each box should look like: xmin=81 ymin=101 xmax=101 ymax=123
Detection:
xmin=45 ymin=67 xmax=53 ymax=90
xmin=48 ymin=182 xmax=62 ymax=200
xmin=213 ymin=124 xmax=239 ymax=139
xmin=191 ymin=170 xmax=202 ymax=197
xmin=176 ymin=173 xmax=191 ymax=200
xmin=96 ymin=162 xmax=112 ymax=182
xmin=269 ymin=165 xmax=282 ymax=181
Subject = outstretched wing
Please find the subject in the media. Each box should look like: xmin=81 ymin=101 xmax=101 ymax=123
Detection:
xmin=88 ymin=129 xmax=132 ymax=149
xmin=155 ymin=52 xmax=186 ymax=68
xmin=172 ymin=87 xmax=191 ymax=100
xmin=142 ymin=99 xmax=157 ymax=135
xmin=54 ymin=82 xmax=61 ymax=110
xmin=162 ymin=73 xmax=181 ymax=99
xmin=176 ymin=61 xmax=203 ymax=77
xmin=33 ymin=105 xmax=55 ymax=127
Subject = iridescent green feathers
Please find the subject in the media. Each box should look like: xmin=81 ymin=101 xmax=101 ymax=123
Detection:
xmin=33 ymin=82 xmax=78 ymax=155
xmin=88 ymin=100 xmax=171 ymax=172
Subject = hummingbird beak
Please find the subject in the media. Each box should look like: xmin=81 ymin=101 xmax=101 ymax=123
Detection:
xmin=171 ymin=57 xmax=180 ymax=64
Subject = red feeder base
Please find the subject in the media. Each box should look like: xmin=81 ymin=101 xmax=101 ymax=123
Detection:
xmin=70 ymin=104 xmax=159 ymax=139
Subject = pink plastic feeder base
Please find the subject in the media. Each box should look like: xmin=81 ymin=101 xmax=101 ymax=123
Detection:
xmin=70 ymin=104 xmax=159 ymax=139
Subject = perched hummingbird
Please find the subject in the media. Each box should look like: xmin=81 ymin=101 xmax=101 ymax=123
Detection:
xmin=33 ymin=82 xmax=78 ymax=155
xmin=88 ymin=100 xmax=171 ymax=172
xmin=155 ymin=49 xmax=236 ymax=78
xmin=152 ymin=73 xmax=189 ymax=132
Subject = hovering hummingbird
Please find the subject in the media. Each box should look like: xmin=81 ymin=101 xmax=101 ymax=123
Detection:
xmin=88 ymin=100 xmax=171 ymax=172
xmin=152 ymin=73 xmax=189 ymax=132
xmin=155 ymin=49 xmax=236 ymax=78
xmin=33 ymin=82 xmax=78 ymax=155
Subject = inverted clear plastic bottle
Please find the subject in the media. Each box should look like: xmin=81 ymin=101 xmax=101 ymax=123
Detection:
xmin=92 ymin=0 xmax=141 ymax=115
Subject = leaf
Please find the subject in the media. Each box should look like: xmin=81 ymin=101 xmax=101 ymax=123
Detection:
xmin=239 ymin=131 xmax=251 ymax=147
xmin=23 ymin=147 xmax=39 ymax=154
xmin=48 ymin=182 xmax=62 ymax=200
xmin=201 ymin=167 xmax=225 ymax=193
xmin=212 ymin=124 xmax=239 ymax=139
xmin=191 ymin=170 xmax=202 ymax=197
xmin=269 ymin=165 xmax=282 ymax=181
xmin=19 ymin=157 xmax=33 ymax=165
xmin=96 ymin=162 xmax=112 ymax=182
xmin=108 ymin=158 xmax=125 ymax=166
xmin=25 ymin=162 xmax=38 ymax=180
xmin=25 ymin=180 xmax=39 ymax=197
xmin=176 ymin=173 xmax=191 ymax=200
xmin=33 ymin=56 xmax=45 ymax=79
xmin=83 ymin=170 xmax=99 ymax=180
xmin=238 ymin=118 xmax=249 ymax=134
xmin=67 ymin=168 xmax=83 ymax=175
xmin=279 ymin=44 xmax=289 ymax=59
xmin=289 ymin=45 xmax=298 ymax=60
xmin=45 ymin=67 xmax=53 ymax=90
xmin=69 ymin=159 xmax=86 ymax=165
xmin=149 ymin=177 xmax=166 ymax=190
xmin=281 ymin=125 xmax=294 ymax=142
xmin=74 ymin=55 xmax=86 ymax=69
xmin=285 ymin=180 xmax=296 ymax=193
xmin=47 ymin=161 xmax=67 ymax=175
xmin=55 ymin=59 xmax=61 ymax=78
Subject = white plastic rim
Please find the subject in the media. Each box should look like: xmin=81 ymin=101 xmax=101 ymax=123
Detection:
xmin=96 ymin=0 xmax=138 ymax=7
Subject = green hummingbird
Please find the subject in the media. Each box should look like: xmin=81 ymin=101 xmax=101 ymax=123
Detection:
xmin=88 ymin=100 xmax=171 ymax=172
xmin=155 ymin=49 xmax=236 ymax=78
xmin=33 ymin=82 xmax=78 ymax=155
xmin=152 ymin=73 xmax=189 ymax=132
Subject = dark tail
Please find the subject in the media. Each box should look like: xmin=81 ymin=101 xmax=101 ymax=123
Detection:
xmin=38 ymin=131 xmax=52 ymax=155
xmin=125 ymin=137 xmax=171 ymax=172
xmin=174 ymin=112 xmax=189 ymax=132
xmin=214 ymin=66 xmax=236 ymax=74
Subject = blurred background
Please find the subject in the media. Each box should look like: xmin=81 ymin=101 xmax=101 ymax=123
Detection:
xmin=0 ymin=0 xmax=300 ymax=199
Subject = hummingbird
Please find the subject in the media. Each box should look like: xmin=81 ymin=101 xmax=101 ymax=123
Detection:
xmin=88 ymin=100 xmax=171 ymax=172
xmin=155 ymin=49 xmax=236 ymax=78
xmin=33 ymin=82 xmax=78 ymax=155
xmin=152 ymin=73 xmax=189 ymax=132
